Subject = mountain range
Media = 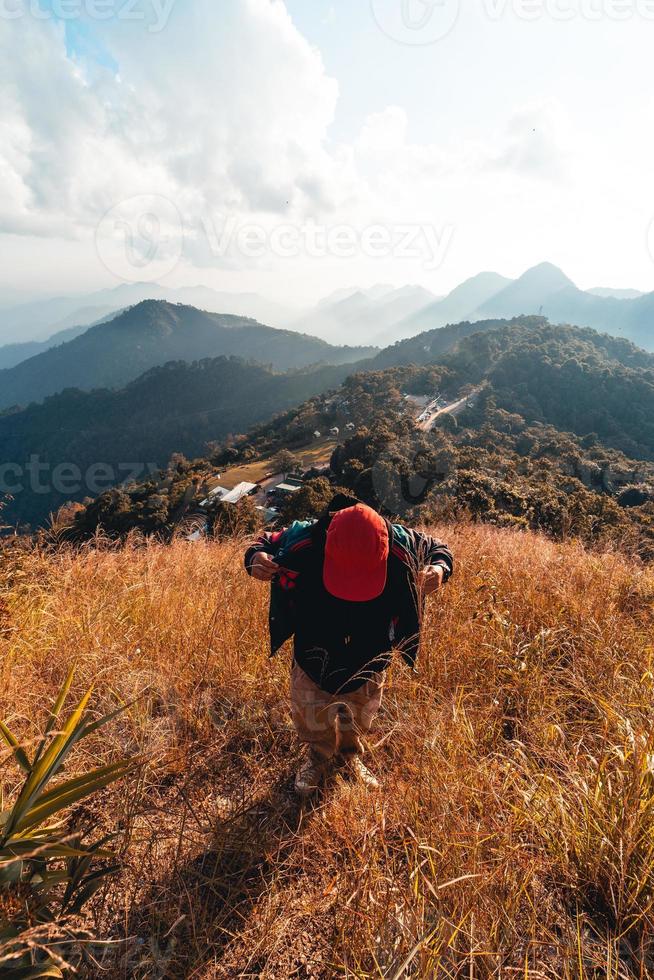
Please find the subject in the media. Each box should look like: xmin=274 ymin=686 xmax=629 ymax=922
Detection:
xmin=54 ymin=314 xmax=654 ymax=558
xmin=474 ymin=264 xmax=654 ymax=350
xmin=286 ymin=264 xmax=653 ymax=349
xmin=0 ymin=282 xmax=297 ymax=345
xmin=0 ymin=310 xmax=121 ymax=371
xmin=0 ymin=301 xmax=374 ymax=411
xmin=290 ymin=284 xmax=439 ymax=346
xmin=1 ymin=263 xmax=652 ymax=363
xmin=3 ymin=301 xmax=654 ymax=531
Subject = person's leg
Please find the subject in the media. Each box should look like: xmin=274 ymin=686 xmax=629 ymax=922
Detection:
xmin=336 ymin=672 xmax=384 ymax=759
xmin=290 ymin=663 xmax=338 ymax=795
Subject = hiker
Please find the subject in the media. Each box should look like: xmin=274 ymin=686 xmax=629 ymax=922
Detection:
xmin=244 ymin=494 xmax=453 ymax=798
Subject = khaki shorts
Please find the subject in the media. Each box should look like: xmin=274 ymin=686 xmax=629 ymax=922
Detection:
xmin=290 ymin=662 xmax=384 ymax=760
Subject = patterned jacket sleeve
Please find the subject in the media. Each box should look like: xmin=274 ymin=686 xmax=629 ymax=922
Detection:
xmin=415 ymin=529 xmax=454 ymax=581
xmin=244 ymin=521 xmax=315 ymax=575
xmin=244 ymin=529 xmax=288 ymax=574
xmin=392 ymin=525 xmax=454 ymax=582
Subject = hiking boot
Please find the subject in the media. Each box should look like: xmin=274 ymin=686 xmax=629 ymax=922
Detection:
xmin=344 ymin=755 xmax=380 ymax=790
xmin=294 ymin=750 xmax=326 ymax=798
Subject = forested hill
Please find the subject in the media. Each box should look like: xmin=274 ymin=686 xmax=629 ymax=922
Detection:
xmin=63 ymin=318 xmax=654 ymax=558
xmin=439 ymin=322 xmax=654 ymax=459
xmin=0 ymin=356 xmax=353 ymax=528
xmin=369 ymin=314 xmax=654 ymax=373
xmin=0 ymin=300 xmax=376 ymax=411
xmin=235 ymin=320 xmax=654 ymax=463
xmin=367 ymin=315 xmax=525 ymax=369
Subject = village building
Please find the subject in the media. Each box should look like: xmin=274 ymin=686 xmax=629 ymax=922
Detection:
xmin=198 ymin=485 xmax=229 ymax=508
xmin=220 ymin=482 xmax=258 ymax=504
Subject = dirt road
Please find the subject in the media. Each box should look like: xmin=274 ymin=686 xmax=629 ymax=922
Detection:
xmin=416 ymin=386 xmax=484 ymax=431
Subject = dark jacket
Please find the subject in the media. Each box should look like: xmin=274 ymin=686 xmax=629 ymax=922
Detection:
xmin=244 ymin=497 xmax=453 ymax=693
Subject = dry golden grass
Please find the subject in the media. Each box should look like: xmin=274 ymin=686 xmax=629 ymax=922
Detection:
xmin=1 ymin=524 xmax=654 ymax=978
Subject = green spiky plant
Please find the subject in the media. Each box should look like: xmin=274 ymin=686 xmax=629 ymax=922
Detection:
xmin=0 ymin=669 xmax=134 ymax=978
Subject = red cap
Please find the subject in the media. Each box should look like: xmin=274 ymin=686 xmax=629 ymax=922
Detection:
xmin=323 ymin=504 xmax=389 ymax=602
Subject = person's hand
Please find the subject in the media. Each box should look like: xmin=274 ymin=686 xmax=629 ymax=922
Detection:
xmin=418 ymin=564 xmax=445 ymax=595
xmin=249 ymin=552 xmax=280 ymax=582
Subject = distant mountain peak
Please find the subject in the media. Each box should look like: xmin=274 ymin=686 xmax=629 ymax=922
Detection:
xmin=446 ymin=270 xmax=512 ymax=296
xmin=517 ymin=262 xmax=575 ymax=289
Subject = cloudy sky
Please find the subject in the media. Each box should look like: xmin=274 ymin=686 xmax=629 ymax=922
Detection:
xmin=1 ymin=0 xmax=654 ymax=305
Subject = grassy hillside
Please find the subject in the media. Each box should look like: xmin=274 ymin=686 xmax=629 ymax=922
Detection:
xmin=1 ymin=525 xmax=653 ymax=976
xmin=0 ymin=301 xmax=375 ymax=411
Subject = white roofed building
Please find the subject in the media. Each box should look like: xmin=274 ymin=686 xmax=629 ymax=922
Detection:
xmin=221 ymin=482 xmax=258 ymax=504
xmin=199 ymin=485 xmax=229 ymax=508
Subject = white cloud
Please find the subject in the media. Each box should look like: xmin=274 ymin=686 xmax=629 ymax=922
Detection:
xmin=0 ymin=0 xmax=342 ymax=246
xmin=491 ymin=101 xmax=574 ymax=180
xmin=1 ymin=1 xmax=652 ymax=302
xmin=358 ymin=106 xmax=409 ymax=156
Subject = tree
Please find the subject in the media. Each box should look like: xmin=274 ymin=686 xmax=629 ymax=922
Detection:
xmin=211 ymin=496 xmax=262 ymax=538
xmin=437 ymin=412 xmax=458 ymax=433
xmin=280 ymin=477 xmax=347 ymax=523
xmin=273 ymin=449 xmax=301 ymax=478
xmin=215 ymin=446 xmax=240 ymax=466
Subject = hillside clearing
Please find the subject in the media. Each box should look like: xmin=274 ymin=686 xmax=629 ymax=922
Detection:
xmin=208 ymin=439 xmax=336 ymax=491
xmin=1 ymin=525 xmax=653 ymax=977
